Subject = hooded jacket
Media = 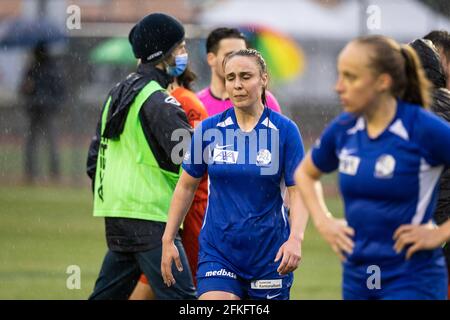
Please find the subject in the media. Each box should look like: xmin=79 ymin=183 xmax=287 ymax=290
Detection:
xmin=86 ymin=63 xmax=192 ymax=252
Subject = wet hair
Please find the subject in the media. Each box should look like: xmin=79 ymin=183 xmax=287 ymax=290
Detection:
xmin=424 ymin=30 xmax=450 ymax=60
xmin=354 ymin=35 xmax=432 ymax=108
xmin=206 ymin=27 xmax=247 ymax=54
xmin=175 ymin=66 xmax=197 ymax=91
xmin=222 ymin=48 xmax=268 ymax=106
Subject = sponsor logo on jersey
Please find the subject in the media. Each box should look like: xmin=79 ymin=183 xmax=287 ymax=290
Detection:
xmin=338 ymin=148 xmax=360 ymax=176
xmin=205 ymin=269 xmax=237 ymax=279
xmin=251 ymin=279 xmax=282 ymax=289
xmin=212 ymin=145 xmax=238 ymax=164
xmin=374 ymin=154 xmax=396 ymax=178
xmin=256 ymin=149 xmax=272 ymax=166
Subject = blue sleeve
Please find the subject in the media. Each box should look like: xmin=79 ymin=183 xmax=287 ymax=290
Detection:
xmin=311 ymin=118 xmax=340 ymax=173
xmin=182 ymin=121 xmax=207 ymax=178
xmin=284 ymin=120 xmax=305 ymax=186
xmin=415 ymin=109 xmax=450 ymax=166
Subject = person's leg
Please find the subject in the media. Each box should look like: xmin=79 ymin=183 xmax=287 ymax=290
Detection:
xmin=43 ymin=113 xmax=60 ymax=179
xmin=24 ymin=110 xmax=40 ymax=182
xmin=136 ymin=238 xmax=196 ymax=300
xmin=128 ymin=274 xmax=155 ymax=300
xmin=89 ymin=250 xmax=141 ymax=300
xmin=199 ymin=291 xmax=240 ymax=300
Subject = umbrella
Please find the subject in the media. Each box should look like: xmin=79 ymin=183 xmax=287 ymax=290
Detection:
xmin=90 ymin=38 xmax=136 ymax=65
xmin=0 ymin=18 xmax=66 ymax=48
xmin=239 ymin=25 xmax=305 ymax=83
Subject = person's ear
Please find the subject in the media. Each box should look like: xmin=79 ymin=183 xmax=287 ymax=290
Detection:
xmin=376 ymin=73 xmax=392 ymax=92
xmin=261 ymin=73 xmax=268 ymax=88
xmin=206 ymin=52 xmax=216 ymax=68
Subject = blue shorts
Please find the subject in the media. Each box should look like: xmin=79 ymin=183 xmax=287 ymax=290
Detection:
xmin=196 ymin=261 xmax=293 ymax=300
xmin=343 ymin=257 xmax=448 ymax=300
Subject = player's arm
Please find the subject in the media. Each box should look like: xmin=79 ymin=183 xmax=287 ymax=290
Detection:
xmin=276 ymin=185 xmax=308 ymax=275
xmin=161 ymin=170 xmax=201 ymax=287
xmin=394 ymin=219 xmax=450 ymax=259
xmin=295 ymin=152 xmax=354 ymax=261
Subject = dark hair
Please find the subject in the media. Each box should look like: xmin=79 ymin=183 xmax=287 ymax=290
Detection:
xmin=175 ymin=66 xmax=197 ymax=91
xmin=409 ymin=38 xmax=446 ymax=89
xmin=206 ymin=27 xmax=247 ymax=54
xmin=424 ymin=30 xmax=450 ymax=60
xmin=222 ymin=49 xmax=268 ymax=106
xmin=354 ymin=35 xmax=432 ymax=108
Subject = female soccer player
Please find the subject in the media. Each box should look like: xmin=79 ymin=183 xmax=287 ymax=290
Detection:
xmin=161 ymin=49 xmax=308 ymax=300
xmin=296 ymin=35 xmax=450 ymax=300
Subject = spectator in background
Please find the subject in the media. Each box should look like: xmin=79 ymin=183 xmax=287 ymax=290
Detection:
xmin=197 ymin=27 xmax=282 ymax=115
xmin=20 ymin=42 xmax=65 ymax=183
xmin=424 ymin=30 xmax=450 ymax=90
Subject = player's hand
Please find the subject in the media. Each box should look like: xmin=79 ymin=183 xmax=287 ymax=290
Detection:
xmin=161 ymin=240 xmax=183 ymax=287
xmin=315 ymin=216 xmax=354 ymax=261
xmin=393 ymin=223 xmax=445 ymax=259
xmin=275 ymin=237 xmax=302 ymax=275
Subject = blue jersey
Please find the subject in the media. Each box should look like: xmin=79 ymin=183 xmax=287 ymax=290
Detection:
xmin=312 ymin=100 xmax=450 ymax=269
xmin=182 ymin=107 xmax=304 ymax=280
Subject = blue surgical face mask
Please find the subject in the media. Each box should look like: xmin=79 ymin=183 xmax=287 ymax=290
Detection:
xmin=166 ymin=53 xmax=188 ymax=77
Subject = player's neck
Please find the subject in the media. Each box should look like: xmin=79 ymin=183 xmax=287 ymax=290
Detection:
xmin=364 ymin=95 xmax=397 ymax=139
xmin=234 ymin=102 xmax=265 ymax=132
xmin=210 ymin=73 xmax=228 ymax=100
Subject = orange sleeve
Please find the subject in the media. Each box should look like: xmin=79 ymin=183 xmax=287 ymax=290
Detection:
xmin=172 ymin=88 xmax=208 ymax=128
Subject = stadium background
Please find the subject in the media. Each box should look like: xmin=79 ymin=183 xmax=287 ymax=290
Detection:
xmin=0 ymin=0 xmax=449 ymax=299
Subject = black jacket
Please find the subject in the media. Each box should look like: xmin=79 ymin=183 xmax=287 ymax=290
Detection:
xmin=432 ymin=88 xmax=450 ymax=265
xmin=86 ymin=63 xmax=192 ymax=252
xmin=432 ymin=88 xmax=450 ymax=226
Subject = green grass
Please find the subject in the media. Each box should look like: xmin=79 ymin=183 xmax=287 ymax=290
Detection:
xmin=0 ymin=186 xmax=105 ymax=299
xmin=0 ymin=185 xmax=343 ymax=300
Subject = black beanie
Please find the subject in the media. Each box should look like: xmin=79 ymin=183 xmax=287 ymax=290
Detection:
xmin=128 ymin=13 xmax=185 ymax=64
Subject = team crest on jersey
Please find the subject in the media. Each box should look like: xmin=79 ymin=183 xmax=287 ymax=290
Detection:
xmin=374 ymin=154 xmax=396 ymax=178
xmin=212 ymin=145 xmax=238 ymax=164
xmin=338 ymin=148 xmax=360 ymax=176
xmin=256 ymin=149 xmax=272 ymax=166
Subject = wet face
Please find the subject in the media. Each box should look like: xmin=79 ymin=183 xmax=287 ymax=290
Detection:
xmin=208 ymin=38 xmax=247 ymax=79
xmin=224 ymin=55 xmax=267 ymax=109
xmin=335 ymin=42 xmax=389 ymax=114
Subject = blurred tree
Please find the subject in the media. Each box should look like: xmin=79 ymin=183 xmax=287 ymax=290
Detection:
xmin=419 ymin=0 xmax=450 ymax=18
